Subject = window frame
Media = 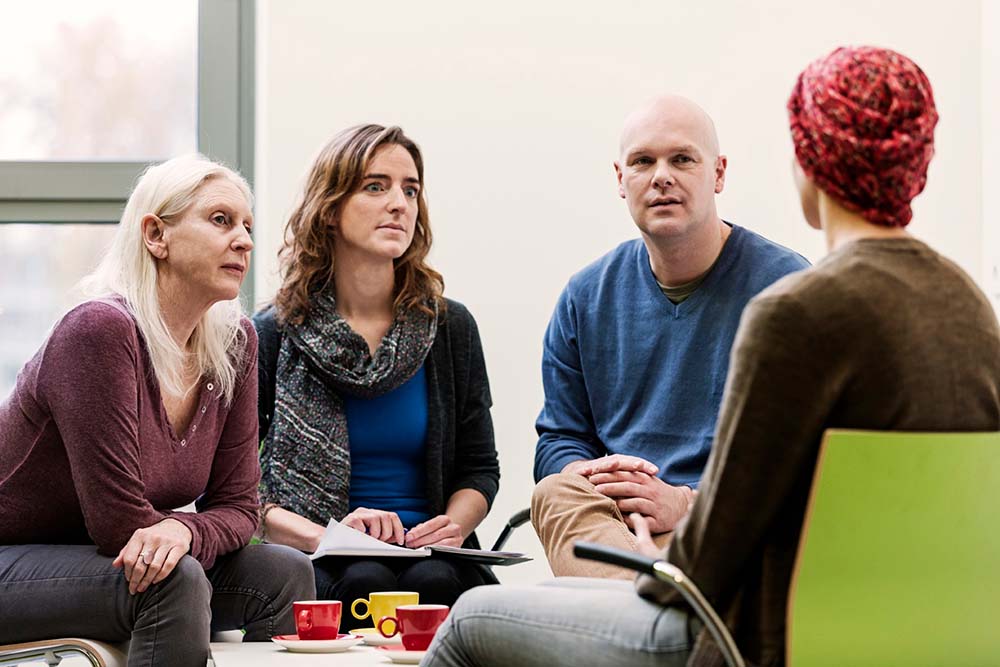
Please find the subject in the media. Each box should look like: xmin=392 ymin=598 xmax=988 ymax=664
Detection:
xmin=0 ymin=0 xmax=256 ymax=303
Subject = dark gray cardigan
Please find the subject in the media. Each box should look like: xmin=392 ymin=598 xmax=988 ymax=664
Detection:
xmin=253 ymin=298 xmax=500 ymax=552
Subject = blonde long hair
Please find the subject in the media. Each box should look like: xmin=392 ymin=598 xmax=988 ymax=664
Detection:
xmin=82 ymin=154 xmax=253 ymax=402
xmin=275 ymin=124 xmax=444 ymax=325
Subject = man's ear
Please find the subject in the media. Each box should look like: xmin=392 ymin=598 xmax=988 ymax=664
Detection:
xmin=714 ymin=155 xmax=728 ymax=194
xmin=614 ymin=161 xmax=626 ymax=199
xmin=141 ymin=214 xmax=168 ymax=259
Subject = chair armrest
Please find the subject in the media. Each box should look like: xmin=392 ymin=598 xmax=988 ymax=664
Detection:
xmin=490 ymin=507 xmax=531 ymax=552
xmin=573 ymin=541 xmax=745 ymax=667
xmin=0 ymin=638 xmax=125 ymax=667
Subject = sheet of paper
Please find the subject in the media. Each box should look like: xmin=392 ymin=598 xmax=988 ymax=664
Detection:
xmin=309 ymin=519 xmax=430 ymax=560
xmin=308 ymin=519 xmax=531 ymax=565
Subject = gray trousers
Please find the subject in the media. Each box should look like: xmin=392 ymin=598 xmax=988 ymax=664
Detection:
xmin=0 ymin=543 xmax=316 ymax=667
xmin=421 ymin=578 xmax=695 ymax=667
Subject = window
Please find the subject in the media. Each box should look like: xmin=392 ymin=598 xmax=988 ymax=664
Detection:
xmin=0 ymin=1 xmax=198 ymax=162
xmin=0 ymin=224 xmax=119 ymax=397
xmin=0 ymin=0 xmax=255 ymax=396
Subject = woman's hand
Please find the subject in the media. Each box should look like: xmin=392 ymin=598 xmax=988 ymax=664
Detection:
xmin=404 ymin=514 xmax=464 ymax=548
xmin=629 ymin=513 xmax=665 ymax=559
xmin=342 ymin=507 xmax=406 ymax=546
xmin=112 ymin=518 xmax=193 ymax=594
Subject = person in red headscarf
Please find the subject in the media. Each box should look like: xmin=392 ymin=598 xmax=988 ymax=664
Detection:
xmin=419 ymin=46 xmax=1000 ymax=667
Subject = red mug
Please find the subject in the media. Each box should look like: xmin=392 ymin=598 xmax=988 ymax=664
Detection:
xmin=377 ymin=603 xmax=450 ymax=651
xmin=294 ymin=600 xmax=342 ymax=640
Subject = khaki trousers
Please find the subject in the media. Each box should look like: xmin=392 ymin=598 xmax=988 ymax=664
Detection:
xmin=531 ymin=472 xmax=673 ymax=579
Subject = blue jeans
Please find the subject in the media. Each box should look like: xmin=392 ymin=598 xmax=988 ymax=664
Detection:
xmin=0 ymin=543 xmax=315 ymax=667
xmin=421 ymin=578 xmax=694 ymax=667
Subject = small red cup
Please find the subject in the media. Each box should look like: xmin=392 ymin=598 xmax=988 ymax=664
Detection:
xmin=377 ymin=603 xmax=450 ymax=651
xmin=294 ymin=600 xmax=342 ymax=640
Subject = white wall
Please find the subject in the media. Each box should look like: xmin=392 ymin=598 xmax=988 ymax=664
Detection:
xmin=984 ymin=0 xmax=1000 ymax=314
xmin=256 ymin=0 xmax=986 ymax=584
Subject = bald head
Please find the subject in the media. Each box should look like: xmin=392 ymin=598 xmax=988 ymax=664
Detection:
xmin=619 ymin=95 xmax=720 ymax=159
xmin=613 ymin=94 xmax=728 ymax=245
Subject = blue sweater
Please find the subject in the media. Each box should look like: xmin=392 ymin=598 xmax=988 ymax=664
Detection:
xmin=346 ymin=366 xmax=431 ymax=528
xmin=534 ymin=224 xmax=809 ymax=486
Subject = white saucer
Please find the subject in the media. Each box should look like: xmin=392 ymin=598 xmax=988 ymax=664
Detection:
xmin=377 ymin=645 xmax=428 ymax=664
xmin=350 ymin=627 xmax=403 ymax=646
xmin=270 ymin=633 xmax=364 ymax=653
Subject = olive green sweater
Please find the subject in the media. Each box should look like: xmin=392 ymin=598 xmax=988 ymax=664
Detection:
xmin=639 ymin=238 xmax=1000 ymax=667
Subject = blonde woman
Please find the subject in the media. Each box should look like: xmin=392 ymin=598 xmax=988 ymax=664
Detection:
xmin=0 ymin=155 xmax=314 ymax=667
xmin=255 ymin=125 xmax=500 ymax=608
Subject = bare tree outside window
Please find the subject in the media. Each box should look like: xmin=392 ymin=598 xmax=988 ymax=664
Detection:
xmin=0 ymin=1 xmax=198 ymax=396
xmin=0 ymin=225 xmax=119 ymax=398
xmin=0 ymin=1 xmax=197 ymax=160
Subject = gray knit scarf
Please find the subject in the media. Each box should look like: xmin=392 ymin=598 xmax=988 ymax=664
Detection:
xmin=259 ymin=292 xmax=437 ymax=525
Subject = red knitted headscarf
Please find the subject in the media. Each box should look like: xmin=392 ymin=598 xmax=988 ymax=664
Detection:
xmin=788 ymin=46 xmax=938 ymax=227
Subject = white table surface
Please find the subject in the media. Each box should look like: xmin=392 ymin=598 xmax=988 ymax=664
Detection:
xmin=209 ymin=641 xmax=412 ymax=666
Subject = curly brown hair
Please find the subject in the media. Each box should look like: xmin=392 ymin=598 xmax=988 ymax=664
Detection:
xmin=274 ymin=125 xmax=444 ymax=325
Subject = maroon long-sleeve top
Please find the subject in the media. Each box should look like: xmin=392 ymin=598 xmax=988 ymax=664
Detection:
xmin=0 ymin=299 xmax=261 ymax=569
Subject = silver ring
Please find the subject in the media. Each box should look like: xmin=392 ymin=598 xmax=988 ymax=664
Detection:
xmin=140 ymin=551 xmax=152 ymax=566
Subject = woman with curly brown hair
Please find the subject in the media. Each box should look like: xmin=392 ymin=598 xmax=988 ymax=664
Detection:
xmin=253 ymin=124 xmax=500 ymax=609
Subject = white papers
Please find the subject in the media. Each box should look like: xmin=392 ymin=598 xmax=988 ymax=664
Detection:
xmin=309 ymin=519 xmax=429 ymax=560
xmin=308 ymin=519 xmax=532 ymax=565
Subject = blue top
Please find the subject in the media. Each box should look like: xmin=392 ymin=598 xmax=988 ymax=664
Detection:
xmin=534 ymin=224 xmax=809 ymax=487
xmin=346 ymin=365 xmax=431 ymax=528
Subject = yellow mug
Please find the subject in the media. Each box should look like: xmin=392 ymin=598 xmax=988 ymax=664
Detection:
xmin=351 ymin=591 xmax=419 ymax=631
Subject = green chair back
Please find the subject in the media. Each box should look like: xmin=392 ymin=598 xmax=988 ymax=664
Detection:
xmin=787 ymin=429 xmax=1000 ymax=666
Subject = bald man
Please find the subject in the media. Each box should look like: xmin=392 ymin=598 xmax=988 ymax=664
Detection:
xmin=530 ymin=96 xmax=809 ymax=578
